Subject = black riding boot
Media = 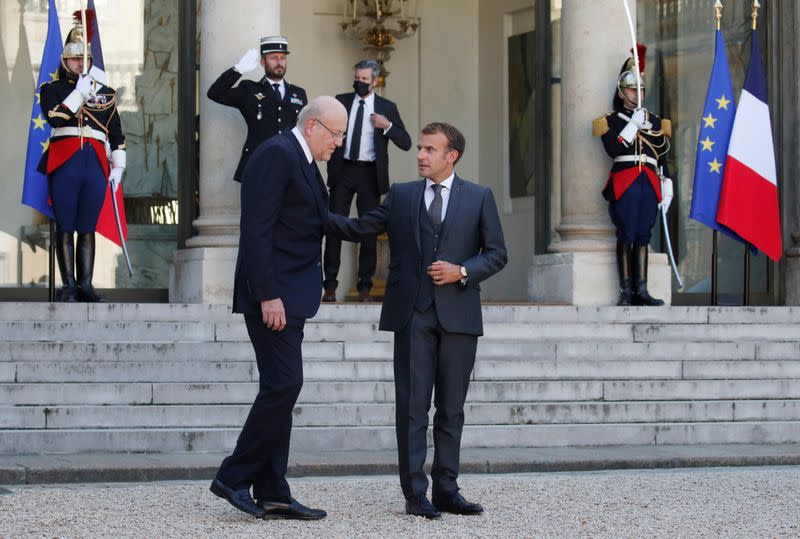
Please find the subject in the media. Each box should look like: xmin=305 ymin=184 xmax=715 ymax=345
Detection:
xmin=55 ymin=231 xmax=78 ymax=302
xmin=76 ymin=232 xmax=105 ymax=302
xmin=616 ymin=241 xmax=634 ymax=306
xmin=633 ymin=244 xmax=664 ymax=306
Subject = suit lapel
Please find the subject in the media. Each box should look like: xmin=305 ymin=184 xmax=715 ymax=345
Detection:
xmin=411 ymin=179 xmax=425 ymax=252
xmin=287 ymin=133 xmax=328 ymax=222
xmin=438 ymin=175 xmax=463 ymax=246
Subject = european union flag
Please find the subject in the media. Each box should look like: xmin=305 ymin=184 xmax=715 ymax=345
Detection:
xmin=21 ymin=0 xmax=61 ymax=219
xmin=688 ymin=29 xmax=744 ymax=244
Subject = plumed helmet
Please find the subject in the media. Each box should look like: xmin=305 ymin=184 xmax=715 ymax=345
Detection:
xmin=62 ymin=10 xmax=96 ymax=61
xmin=617 ymin=43 xmax=647 ymax=92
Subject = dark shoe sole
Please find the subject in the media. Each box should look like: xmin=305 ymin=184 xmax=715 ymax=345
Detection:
xmin=262 ymin=512 xmax=327 ymax=520
xmin=209 ymin=480 xmax=266 ymax=518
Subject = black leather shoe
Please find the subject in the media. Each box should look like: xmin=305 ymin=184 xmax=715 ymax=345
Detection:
xmin=432 ymin=491 xmax=484 ymax=515
xmin=321 ymin=289 xmax=336 ymax=302
xmin=257 ymin=497 xmax=327 ymax=520
xmin=209 ymin=478 xmax=266 ymax=518
xmin=405 ymin=494 xmax=441 ymax=519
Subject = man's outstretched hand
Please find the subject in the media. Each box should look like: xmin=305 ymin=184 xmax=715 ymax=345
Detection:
xmin=261 ymin=298 xmax=286 ymax=331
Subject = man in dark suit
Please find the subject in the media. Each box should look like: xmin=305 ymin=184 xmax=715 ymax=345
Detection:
xmin=327 ymin=122 xmax=507 ymax=519
xmin=210 ymin=96 xmax=347 ymax=520
xmin=322 ymin=59 xmax=412 ymax=302
xmin=207 ymin=36 xmax=308 ymax=182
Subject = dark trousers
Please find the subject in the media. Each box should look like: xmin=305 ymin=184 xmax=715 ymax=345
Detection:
xmin=608 ymin=172 xmax=659 ymax=245
xmin=216 ymin=314 xmax=305 ymax=501
xmin=48 ymin=144 xmax=107 ymax=233
xmin=393 ymin=305 xmax=478 ymax=499
xmin=323 ymin=161 xmax=380 ymax=292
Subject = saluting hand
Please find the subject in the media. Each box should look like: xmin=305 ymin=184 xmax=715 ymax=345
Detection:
xmin=261 ymin=298 xmax=287 ymax=331
xmin=427 ymin=260 xmax=462 ymax=286
xmin=234 ymin=49 xmax=260 ymax=74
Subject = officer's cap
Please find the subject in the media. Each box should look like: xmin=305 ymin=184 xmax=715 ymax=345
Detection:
xmin=260 ymin=36 xmax=290 ymax=55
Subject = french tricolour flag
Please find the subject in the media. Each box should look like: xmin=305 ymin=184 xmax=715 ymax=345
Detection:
xmin=716 ymin=29 xmax=782 ymax=261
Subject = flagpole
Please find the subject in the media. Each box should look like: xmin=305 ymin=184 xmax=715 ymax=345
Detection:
xmin=740 ymin=0 xmax=758 ymax=307
xmin=711 ymin=230 xmax=718 ymax=305
xmin=710 ymin=1 xmax=722 ymax=307
xmin=48 ymin=220 xmax=55 ymax=302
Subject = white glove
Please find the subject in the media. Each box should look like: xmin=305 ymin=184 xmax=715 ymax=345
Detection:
xmin=659 ymin=176 xmax=674 ymax=212
xmin=88 ymin=65 xmax=109 ymax=86
xmin=630 ymin=108 xmax=652 ymax=131
xmin=76 ymin=74 xmax=94 ymax=100
xmin=109 ymin=149 xmax=126 ymax=194
xmin=234 ymin=49 xmax=260 ymax=74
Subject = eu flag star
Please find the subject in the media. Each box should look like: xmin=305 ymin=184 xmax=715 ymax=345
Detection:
xmin=31 ymin=114 xmax=47 ymax=130
xmin=35 ymin=92 xmax=41 ymax=104
xmin=49 ymin=70 xmax=58 ymax=81
xmin=40 ymin=139 xmax=50 ymax=153
xmin=715 ymin=94 xmax=731 ymax=110
xmin=700 ymin=136 xmax=715 ymax=152
xmin=703 ymin=113 xmax=718 ymax=128
xmin=709 ymin=158 xmax=722 ymax=173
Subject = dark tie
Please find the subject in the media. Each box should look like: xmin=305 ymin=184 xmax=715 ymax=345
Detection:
xmin=428 ymin=184 xmax=443 ymax=229
xmin=348 ymin=99 xmax=366 ymax=161
xmin=272 ymin=83 xmax=281 ymax=100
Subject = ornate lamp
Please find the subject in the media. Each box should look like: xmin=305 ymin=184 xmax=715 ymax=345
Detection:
xmin=339 ymin=0 xmax=420 ymax=87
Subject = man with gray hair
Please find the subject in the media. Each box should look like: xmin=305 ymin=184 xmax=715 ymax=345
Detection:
xmin=322 ymin=59 xmax=411 ymax=302
xmin=210 ymin=96 xmax=347 ymax=521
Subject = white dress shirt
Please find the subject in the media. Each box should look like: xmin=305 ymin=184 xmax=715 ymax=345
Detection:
xmin=292 ymin=127 xmax=313 ymax=164
xmin=424 ymin=173 xmax=455 ymax=221
xmin=266 ymin=77 xmax=285 ymax=99
xmin=343 ymin=92 xmax=393 ymax=162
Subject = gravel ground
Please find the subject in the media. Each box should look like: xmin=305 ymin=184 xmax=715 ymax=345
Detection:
xmin=2 ymin=467 xmax=800 ymax=538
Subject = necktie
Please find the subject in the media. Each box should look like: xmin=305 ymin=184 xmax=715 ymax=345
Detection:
xmin=428 ymin=184 xmax=443 ymax=230
xmin=348 ymin=99 xmax=366 ymax=161
xmin=272 ymin=83 xmax=281 ymax=100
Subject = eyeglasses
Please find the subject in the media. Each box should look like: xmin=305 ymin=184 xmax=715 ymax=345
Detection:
xmin=314 ymin=118 xmax=346 ymax=142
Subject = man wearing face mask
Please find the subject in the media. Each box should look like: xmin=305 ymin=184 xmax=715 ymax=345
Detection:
xmin=208 ymin=36 xmax=308 ymax=182
xmin=322 ymin=59 xmax=411 ymax=302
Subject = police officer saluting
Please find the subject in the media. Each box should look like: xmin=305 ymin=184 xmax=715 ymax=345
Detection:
xmin=593 ymin=45 xmax=674 ymax=307
xmin=207 ymin=36 xmax=308 ymax=182
xmin=38 ymin=12 xmax=125 ymax=302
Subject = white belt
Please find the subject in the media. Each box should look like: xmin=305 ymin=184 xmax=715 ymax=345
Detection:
xmin=614 ymin=154 xmax=658 ymax=168
xmin=51 ymin=126 xmax=107 ymax=143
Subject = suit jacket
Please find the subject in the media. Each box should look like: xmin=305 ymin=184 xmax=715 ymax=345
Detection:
xmin=207 ymin=68 xmax=308 ymax=182
xmin=326 ymin=92 xmax=411 ymax=195
xmin=326 ymin=175 xmax=507 ymax=334
xmin=233 ymin=132 xmax=329 ymax=319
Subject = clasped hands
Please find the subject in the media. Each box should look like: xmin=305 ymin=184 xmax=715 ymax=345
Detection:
xmin=427 ymin=260 xmax=462 ymax=287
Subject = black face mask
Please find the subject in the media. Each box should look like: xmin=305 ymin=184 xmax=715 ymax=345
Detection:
xmin=353 ymin=80 xmax=371 ymax=98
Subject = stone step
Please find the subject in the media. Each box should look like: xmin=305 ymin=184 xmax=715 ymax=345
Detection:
xmin=634 ymin=324 xmax=800 ymax=343
xmin=11 ymin=360 xmax=394 ymax=383
xmin=3 ymin=420 xmax=800 ymax=454
xmin=0 ymin=341 xmax=775 ymax=363
xmin=8 ymin=358 xmax=738 ymax=383
xmin=11 ymin=400 xmax=787 ymax=430
xmin=605 ymin=380 xmax=800 ymax=401
xmin=0 ymin=321 xmax=216 ymax=343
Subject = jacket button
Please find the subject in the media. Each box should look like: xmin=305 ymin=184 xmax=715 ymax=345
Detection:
xmin=278 ymin=106 xmax=282 ymax=111
xmin=316 ymin=261 xmax=321 ymax=267
xmin=278 ymin=118 xmax=282 ymax=123
xmin=278 ymin=130 xmax=282 ymax=134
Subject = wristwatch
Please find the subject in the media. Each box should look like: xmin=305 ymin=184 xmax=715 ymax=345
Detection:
xmin=459 ymin=265 xmax=468 ymax=285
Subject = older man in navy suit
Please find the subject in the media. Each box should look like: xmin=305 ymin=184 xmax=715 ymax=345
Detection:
xmin=327 ymin=122 xmax=507 ymax=519
xmin=210 ymin=96 xmax=347 ymax=520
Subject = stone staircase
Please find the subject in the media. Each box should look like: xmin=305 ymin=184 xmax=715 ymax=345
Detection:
xmin=1 ymin=303 xmax=800 ymax=455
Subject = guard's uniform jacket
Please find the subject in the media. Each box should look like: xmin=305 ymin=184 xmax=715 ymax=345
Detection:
xmin=593 ymin=109 xmax=671 ymax=202
xmin=207 ymin=68 xmax=308 ymax=182
xmin=38 ymin=77 xmax=125 ymax=178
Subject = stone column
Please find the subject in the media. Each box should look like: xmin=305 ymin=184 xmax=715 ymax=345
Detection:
xmin=170 ymin=1 xmax=280 ymax=303
xmin=529 ymin=0 xmax=670 ymax=305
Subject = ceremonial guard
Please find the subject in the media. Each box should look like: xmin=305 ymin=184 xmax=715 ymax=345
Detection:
xmin=38 ymin=12 xmax=125 ymax=302
xmin=593 ymin=44 xmax=673 ymax=306
xmin=207 ymin=36 xmax=308 ymax=182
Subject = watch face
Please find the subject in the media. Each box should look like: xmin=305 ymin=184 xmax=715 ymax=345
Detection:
xmin=460 ymin=266 xmax=467 ymax=277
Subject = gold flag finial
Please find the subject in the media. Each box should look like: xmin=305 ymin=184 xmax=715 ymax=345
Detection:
xmin=714 ymin=1 xmax=723 ymax=30
xmin=752 ymin=0 xmax=760 ymax=30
